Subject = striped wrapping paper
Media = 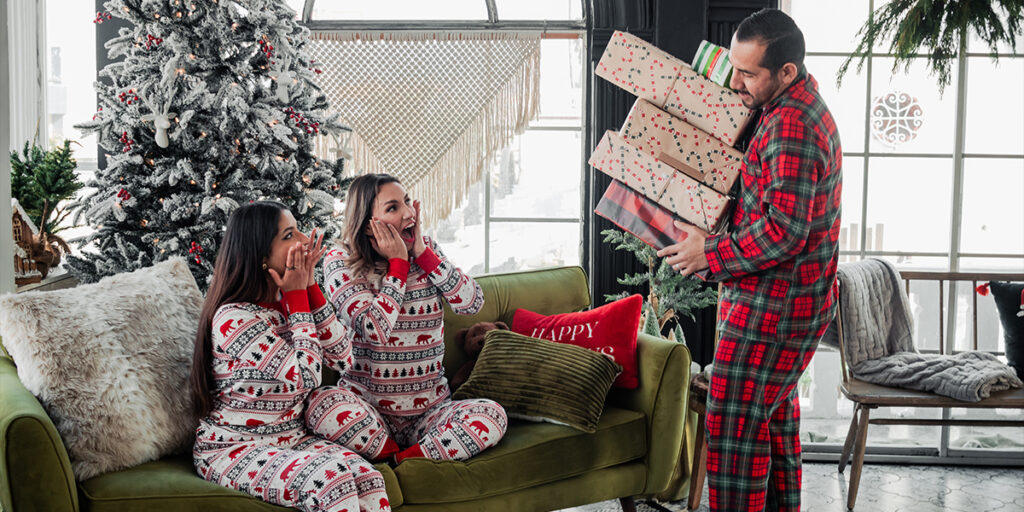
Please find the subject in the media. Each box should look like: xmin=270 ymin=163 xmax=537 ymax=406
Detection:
xmin=693 ymin=40 xmax=733 ymax=86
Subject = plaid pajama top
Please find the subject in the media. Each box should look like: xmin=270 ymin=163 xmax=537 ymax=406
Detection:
xmin=704 ymin=74 xmax=842 ymax=343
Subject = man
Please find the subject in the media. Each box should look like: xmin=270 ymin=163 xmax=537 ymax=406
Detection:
xmin=657 ymin=9 xmax=842 ymax=512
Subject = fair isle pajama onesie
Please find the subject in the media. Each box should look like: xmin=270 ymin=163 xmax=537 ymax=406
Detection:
xmin=194 ymin=285 xmax=392 ymax=512
xmin=323 ymin=237 xmax=508 ymax=462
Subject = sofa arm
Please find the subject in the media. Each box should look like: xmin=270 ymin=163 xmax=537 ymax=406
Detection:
xmin=606 ymin=332 xmax=691 ymax=496
xmin=0 ymin=356 xmax=79 ymax=512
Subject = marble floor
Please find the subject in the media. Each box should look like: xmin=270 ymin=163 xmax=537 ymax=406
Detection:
xmin=558 ymin=462 xmax=1024 ymax=512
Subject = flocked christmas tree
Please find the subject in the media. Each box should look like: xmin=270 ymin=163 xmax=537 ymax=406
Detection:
xmin=70 ymin=0 xmax=347 ymax=288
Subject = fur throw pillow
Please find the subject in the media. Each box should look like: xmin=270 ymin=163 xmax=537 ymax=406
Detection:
xmin=0 ymin=258 xmax=203 ymax=480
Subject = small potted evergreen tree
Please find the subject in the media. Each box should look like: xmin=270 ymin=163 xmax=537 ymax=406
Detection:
xmin=10 ymin=139 xmax=83 ymax=278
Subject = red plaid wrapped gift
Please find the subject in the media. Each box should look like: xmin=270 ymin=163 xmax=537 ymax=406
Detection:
xmin=590 ymin=131 xmax=731 ymax=233
xmin=663 ymin=64 xmax=753 ymax=146
xmin=620 ymin=99 xmax=744 ymax=196
xmin=595 ymin=31 xmax=686 ymax=109
xmin=595 ymin=180 xmax=712 ymax=280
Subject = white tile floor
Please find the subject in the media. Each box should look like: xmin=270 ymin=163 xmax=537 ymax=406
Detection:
xmin=558 ymin=462 xmax=1024 ymax=512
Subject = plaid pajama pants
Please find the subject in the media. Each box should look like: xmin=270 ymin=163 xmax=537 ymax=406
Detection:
xmin=706 ymin=334 xmax=818 ymax=512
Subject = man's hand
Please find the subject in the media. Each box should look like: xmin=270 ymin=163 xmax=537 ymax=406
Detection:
xmin=656 ymin=221 xmax=710 ymax=277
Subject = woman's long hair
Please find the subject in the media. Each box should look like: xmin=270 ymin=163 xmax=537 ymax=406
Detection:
xmin=340 ymin=173 xmax=401 ymax=277
xmin=190 ymin=201 xmax=288 ymax=417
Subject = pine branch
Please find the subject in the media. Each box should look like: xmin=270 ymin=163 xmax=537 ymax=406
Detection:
xmin=838 ymin=0 xmax=1024 ymax=94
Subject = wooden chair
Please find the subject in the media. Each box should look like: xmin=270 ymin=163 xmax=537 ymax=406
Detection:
xmin=835 ymin=270 xmax=1024 ymax=510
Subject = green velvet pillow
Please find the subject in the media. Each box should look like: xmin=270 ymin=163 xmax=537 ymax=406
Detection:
xmin=452 ymin=330 xmax=621 ymax=433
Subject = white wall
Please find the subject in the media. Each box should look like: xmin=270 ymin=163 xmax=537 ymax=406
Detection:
xmin=1 ymin=0 xmax=16 ymax=293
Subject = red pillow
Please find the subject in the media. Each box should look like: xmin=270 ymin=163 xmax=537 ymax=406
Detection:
xmin=511 ymin=294 xmax=642 ymax=388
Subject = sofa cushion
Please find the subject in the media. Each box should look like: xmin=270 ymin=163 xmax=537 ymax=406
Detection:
xmin=511 ymin=294 xmax=642 ymax=388
xmin=392 ymin=406 xmax=646 ymax=504
xmin=0 ymin=258 xmax=202 ymax=480
xmin=989 ymin=281 xmax=1024 ymax=379
xmin=78 ymin=453 xmax=403 ymax=512
xmin=454 ymin=330 xmax=622 ymax=432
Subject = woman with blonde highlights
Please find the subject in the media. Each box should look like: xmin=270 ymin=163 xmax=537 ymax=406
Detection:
xmin=324 ymin=173 xmax=506 ymax=464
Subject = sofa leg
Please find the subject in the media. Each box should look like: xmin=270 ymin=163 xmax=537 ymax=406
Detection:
xmin=619 ymin=496 xmax=636 ymax=512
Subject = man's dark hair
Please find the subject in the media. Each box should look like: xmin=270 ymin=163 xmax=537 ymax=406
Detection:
xmin=735 ymin=8 xmax=805 ymax=74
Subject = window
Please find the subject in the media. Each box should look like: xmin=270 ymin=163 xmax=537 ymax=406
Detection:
xmin=299 ymin=2 xmax=587 ymax=276
xmin=44 ymin=0 xmax=99 ymax=261
xmin=787 ymin=0 xmax=1024 ymax=461
xmin=427 ymin=38 xmax=584 ymax=275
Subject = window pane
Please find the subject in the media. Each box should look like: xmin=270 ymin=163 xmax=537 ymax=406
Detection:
xmin=787 ymin=0 xmax=869 ymax=53
xmin=950 ymin=279 xmax=1005 ymax=353
xmin=839 ymin=157 xmax=864 ymax=253
xmin=806 ymin=56 xmax=866 ymax=152
xmin=960 ymin=158 xmax=1024 ymax=255
xmin=494 ymin=0 xmax=582 ymax=20
xmin=950 ymin=413 xmax=1024 ymax=453
xmin=312 ymin=1 xmax=488 ymax=21
xmin=965 ymin=57 xmax=1024 ymax=155
xmin=490 ymin=131 xmax=581 ymax=218
xmin=427 ymin=182 xmax=486 ymax=276
xmin=45 ymin=0 xmax=97 ymax=162
xmin=865 ymin=158 xmax=953 ymax=253
xmin=489 ymin=222 xmax=580 ymax=272
xmin=869 ymin=58 xmax=957 ymax=155
xmin=282 ymin=0 xmax=304 ymax=18
xmin=967 ymin=11 xmax=1024 ymax=54
xmin=958 ymin=257 xmax=1024 ymax=272
xmin=538 ymin=38 xmax=584 ymax=119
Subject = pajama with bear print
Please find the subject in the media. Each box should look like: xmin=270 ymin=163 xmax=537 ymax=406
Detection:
xmin=194 ymin=285 xmax=392 ymax=512
xmin=323 ymin=236 xmax=508 ymax=462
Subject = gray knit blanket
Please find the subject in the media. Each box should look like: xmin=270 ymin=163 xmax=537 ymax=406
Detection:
xmin=825 ymin=258 xmax=1022 ymax=402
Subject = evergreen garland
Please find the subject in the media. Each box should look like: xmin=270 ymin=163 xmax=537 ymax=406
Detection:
xmin=838 ymin=0 xmax=1023 ymax=93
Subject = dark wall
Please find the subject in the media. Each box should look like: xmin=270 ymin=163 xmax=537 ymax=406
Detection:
xmin=585 ymin=0 xmax=774 ymax=367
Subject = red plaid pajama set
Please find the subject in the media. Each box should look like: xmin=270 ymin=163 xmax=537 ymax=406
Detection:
xmin=323 ymin=236 xmax=507 ymax=463
xmin=194 ymin=286 xmax=392 ymax=512
xmin=701 ymin=74 xmax=842 ymax=512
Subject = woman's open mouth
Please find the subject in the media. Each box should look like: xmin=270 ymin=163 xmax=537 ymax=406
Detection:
xmin=400 ymin=224 xmax=416 ymax=244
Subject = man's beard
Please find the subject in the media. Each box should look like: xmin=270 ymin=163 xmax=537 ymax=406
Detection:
xmin=740 ymin=73 xmax=784 ymax=110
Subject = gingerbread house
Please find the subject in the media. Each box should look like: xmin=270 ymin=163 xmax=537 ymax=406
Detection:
xmin=12 ymin=198 xmax=42 ymax=286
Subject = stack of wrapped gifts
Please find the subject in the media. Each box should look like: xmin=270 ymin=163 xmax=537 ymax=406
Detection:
xmin=591 ymin=32 xmax=753 ymax=254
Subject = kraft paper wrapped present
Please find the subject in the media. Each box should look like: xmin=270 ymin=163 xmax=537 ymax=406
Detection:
xmin=693 ymin=40 xmax=733 ymax=87
xmin=595 ymin=31 xmax=686 ymax=108
xmin=620 ymin=99 xmax=744 ymax=196
xmin=595 ymin=180 xmax=712 ymax=281
xmin=590 ymin=131 xmax=732 ymax=233
xmin=589 ymin=129 xmax=673 ymax=200
xmin=663 ymin=64 xmax=753 ymax=146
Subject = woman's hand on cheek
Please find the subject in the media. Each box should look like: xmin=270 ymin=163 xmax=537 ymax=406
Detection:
xmin=411 ymin=200 xmax=426 ymax=258
xmin=304 ymin=227 xmax=326 ymax=287
xmin=268 ymin=243 xmax=309 ymax=292
xmin=370 ymin=218 xmax=408 ymax=261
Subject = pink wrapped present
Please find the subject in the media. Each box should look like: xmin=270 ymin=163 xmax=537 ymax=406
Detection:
xmin=663 ymin=65 xmax=753 ymax=146
xmin=589 ymin=130 xmax=673 ymax=200
xmin=620 ymin=99 xmax=744 ymax=196
xmin=590 ymin=131 xmax=731 ymax=234
xmin=595 ymin=31 xmax=686 ymax=108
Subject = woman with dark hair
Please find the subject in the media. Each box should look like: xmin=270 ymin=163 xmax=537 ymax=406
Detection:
xmin=324 ymin=174 xmax=506 ymax=464
xmin=190 ymin=201 xmax=391 ymax=512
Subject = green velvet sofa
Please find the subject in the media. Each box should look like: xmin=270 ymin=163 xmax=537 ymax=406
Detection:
xmin=0 ymin=265 xmax=695 ymax=512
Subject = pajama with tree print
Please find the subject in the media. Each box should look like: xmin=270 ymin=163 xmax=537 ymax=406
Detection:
xmin=324 ymin=236 xmax=507 ymax=462
xmin=194 ymin=285 xmax=392 ymax=512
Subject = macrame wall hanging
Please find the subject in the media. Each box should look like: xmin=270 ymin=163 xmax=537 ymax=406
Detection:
xmin=308 ymin=31 xmax=542 ymax=226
